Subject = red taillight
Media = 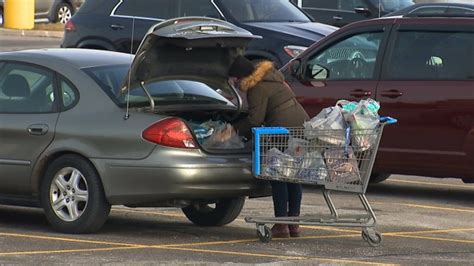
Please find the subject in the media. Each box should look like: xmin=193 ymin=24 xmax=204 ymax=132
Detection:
xmin=65 ymin=20 xmax=76 ymax=32
xmin=142 ymin=118 xmax=197 ymax=149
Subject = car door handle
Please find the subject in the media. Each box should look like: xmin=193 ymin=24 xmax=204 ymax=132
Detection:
xmin=110 ymin=24 xmax=125 ymax=30
xmin=27 ymin=124 xmax=49 ymax=136
xmin=380 ymin=90 xmax=403 ymax=98
xmin=333 ymin=16 xmax=343 ymax=21
xmin=350 ymin=89 xmax=372 ymax=98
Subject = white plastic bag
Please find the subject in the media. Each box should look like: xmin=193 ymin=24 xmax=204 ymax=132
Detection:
xmin=344 ymin=99 xmax=380 ymax=151
xmin=264 ymin=148 xmax=297 ymax=178
xmin=297 ymin=151 xmax=328 ymax=182
xmin=202 ymin=123 xmax=245 ymax=149
xmin=303 ymin=105 xmax=346 ymax=145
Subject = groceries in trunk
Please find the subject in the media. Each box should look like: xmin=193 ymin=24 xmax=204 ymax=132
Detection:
xmin=191 ymin=120 xmax=245 ymax=149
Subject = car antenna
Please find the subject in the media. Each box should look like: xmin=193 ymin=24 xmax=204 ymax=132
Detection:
xmin=124 ymin=16 xmax=135 ymax=120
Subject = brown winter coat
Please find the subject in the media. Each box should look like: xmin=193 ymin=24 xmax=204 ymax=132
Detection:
xmin=234 ymin=61 xmax=309 ymax=137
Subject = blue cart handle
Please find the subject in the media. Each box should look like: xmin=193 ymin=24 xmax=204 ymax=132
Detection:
xmin=380 ymin=116 xmax=397 ymax=125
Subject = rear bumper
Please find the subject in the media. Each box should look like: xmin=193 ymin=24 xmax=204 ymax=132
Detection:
xmin=92 ymin=149 xmax=270 ymax=206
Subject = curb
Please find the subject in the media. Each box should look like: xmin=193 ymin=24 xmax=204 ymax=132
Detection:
xmin=0 ymin=27 xmax=64 ymax=39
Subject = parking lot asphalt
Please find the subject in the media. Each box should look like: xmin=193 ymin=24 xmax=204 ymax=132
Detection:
xmin=1 ymin=175 xmax=473 ymax=265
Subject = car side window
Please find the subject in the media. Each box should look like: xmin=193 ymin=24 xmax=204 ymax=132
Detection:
xmin=0 ymin=63 xmax=55 ymax=113
xmin=306 ymin=31 xmax=384 ymax=80
xmin=339 ymin=0 xmax=368 ymax=11
xmin=114 ymin=0 xmax=178 ymax=19
xmin=179 ymin=0 xmax=221 ymax=18
xmin=59 ymin=77 xmax=78 ymax=109
xmin=385 ymin=31 xmax=474 ymax=80
xmin=302 ymin=0 xmax=338 ymax=9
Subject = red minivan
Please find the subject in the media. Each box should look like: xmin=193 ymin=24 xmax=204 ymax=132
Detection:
xmin=282 ymin=15 xmax=474 ymax=183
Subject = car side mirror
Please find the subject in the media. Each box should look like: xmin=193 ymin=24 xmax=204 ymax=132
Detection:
xmin=308 ymin=64 xmax=329 ymax=80
xmin=289 ymin=59 xmax=302 ymax=79
xmin=354 ymin=7 xmax=372 ymax=16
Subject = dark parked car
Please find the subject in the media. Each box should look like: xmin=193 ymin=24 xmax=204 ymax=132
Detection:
xmin=291 ymin=0 xmax=414 ymax=27
xmin=385 ymin=2 xmax=474 ymax=17
xmin=0 ymin=0 xmax=83 ymax=25
xmin=282 ymin=14 xmax=474 ymax=183
xmin=0 ymin=18 xmax=269 ymax=233
xmin=61 ymin=0 xmax=337 ymax=67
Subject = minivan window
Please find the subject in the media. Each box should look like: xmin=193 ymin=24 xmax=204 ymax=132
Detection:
xmin=386 ymin=31 xmax=474 ymax=80
xmin=114 ymin=0 xmax=178 ymax=19
xmin=307 ymin=31 xmax=384 ymax=80
xmin=219 ymin=0 xmax=310 ymax=22
xmin=301 ymin=0 xmax=367 ymax=11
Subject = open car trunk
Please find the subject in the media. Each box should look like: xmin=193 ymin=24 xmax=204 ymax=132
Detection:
xmin=120 ymin=17 xmax=259 ymax=153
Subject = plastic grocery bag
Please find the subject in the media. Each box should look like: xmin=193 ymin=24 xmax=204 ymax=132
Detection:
xmin=201 ymin=122 xmax=245 ymax=149
xmin=343 ymin=99 xmax=380 ymax=151
xmin=297 ymin=151 xmax=328 ymax=182
xmin=264 ymin=148 xmax=297 ymax=178
xmin=324 ymin=147 xmax=361 ymax=184
xmin=303 ymin=105 xmax=346 ymax=145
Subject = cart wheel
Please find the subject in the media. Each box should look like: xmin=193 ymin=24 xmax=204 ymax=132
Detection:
xmin=362 ymin=229 xmax=382 ymax=247
xmin=257 ymin=224 xmax=272 ymax=243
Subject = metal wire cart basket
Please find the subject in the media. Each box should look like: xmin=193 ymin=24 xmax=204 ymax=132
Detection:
xmin=245 ymin=116 xmax=397 ymax=246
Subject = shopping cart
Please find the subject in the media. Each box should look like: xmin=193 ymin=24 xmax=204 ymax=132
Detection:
xmin=245 ymin=116 xmax=397 ymax=247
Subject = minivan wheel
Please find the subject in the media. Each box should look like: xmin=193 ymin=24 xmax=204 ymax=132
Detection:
xmin=182 ymin=197 xmax=245 ymax=226
xmin=369 ymin=173 xmax=391 ymax=184
xmin=40 ymin=155 xmax=111 ymax=233
xmin=55 ymin=3 xmax=72 ymax=24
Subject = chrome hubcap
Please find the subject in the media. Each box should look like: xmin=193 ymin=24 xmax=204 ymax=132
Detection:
xmin=50 ymin=167 xmax=89 ymax=222
xmin=58 ymin=7 xmax=71 ymax=24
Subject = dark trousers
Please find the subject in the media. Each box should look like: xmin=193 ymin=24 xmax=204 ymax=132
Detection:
xmin=271 ymin=181 xmax=302 ymax=217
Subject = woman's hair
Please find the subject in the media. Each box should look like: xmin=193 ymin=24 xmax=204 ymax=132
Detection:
xmin=228 ymin=55 xmax=255 ymax=78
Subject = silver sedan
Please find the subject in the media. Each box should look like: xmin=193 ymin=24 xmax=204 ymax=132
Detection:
xmin=0 ymin=18 xmax=269 ymax=233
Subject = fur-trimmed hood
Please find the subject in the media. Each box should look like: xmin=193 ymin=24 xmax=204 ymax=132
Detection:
xmin=239 ymin=61 xmax=285 ymax=92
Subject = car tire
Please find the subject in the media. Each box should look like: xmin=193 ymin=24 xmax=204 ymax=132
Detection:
xmin=54 ymin=3 xmax=73 ymax=24
xmin=40 ymin=154 xmax=111 ymax=233
xmin=182 ymin=197 xmax=245 ymax=226
xmin=369 ymin=173 xmax=391 ymax=184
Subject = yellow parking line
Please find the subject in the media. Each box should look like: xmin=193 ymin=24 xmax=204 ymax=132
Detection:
xmin=371 ymin=201 xmax=474 ymax=213
xmin=0 ymin=246 xmax=144 ymax=256
xmin=0 ymin=232 xmax=144 ymax=247
xmin=387 ymin=179 xmax=474 ymax=189
xmin=157 ymin=246 xmax=393 ymax=265
xmin=386 ymin=228 xmax=474 ymax=236
xmin=112 ymin=208 xmax=184 ymax=218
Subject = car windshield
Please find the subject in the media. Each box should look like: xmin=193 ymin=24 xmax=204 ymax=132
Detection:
xmin=83 ymin=65 xmax=237 ymax=108
xmin=374 ymin=0 xmax=414 ymax=12
xmin=218 ymin=0 xmax=310 ymax=23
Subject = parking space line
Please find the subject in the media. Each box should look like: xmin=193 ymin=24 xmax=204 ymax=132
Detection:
xmin=157 ymin=246 xmax=392 ymax=265
xmin=387 ymin=179 xmax=474 ymax=189
xmin=371 ymin=201 xmax=474 ymax=213
xmin=0 ymin=232 xmax=145 ymax=247
xmin=112 ymin=208 xmax=183 ymax=218
xmin=386 ymin=228 xmax=474 ymax=236
xmin=0 ymin=246 xmax=144 ymax=256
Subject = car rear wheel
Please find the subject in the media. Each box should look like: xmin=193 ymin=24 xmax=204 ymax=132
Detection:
xmin=55 ymin=3 xmax=73 ymax=24
xmin=369 ymin=173 xmax=391 ymax=184
xmin=182 ymin=197 xmax=245 ymax=226
xmin=40 ymin=155 xmax=111 ymax=233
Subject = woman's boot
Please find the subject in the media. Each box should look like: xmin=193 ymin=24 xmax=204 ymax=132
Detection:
xmin=288 ymin=213 xmax=300 ymax=237
xmin=271 ymin=224 xmax=290 ymax=238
